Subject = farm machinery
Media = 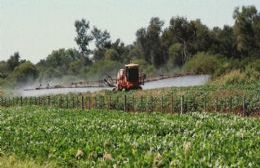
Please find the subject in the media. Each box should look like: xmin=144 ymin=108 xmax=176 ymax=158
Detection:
xmin=24 ymin=63 xmax=191 ymax=92
xmin=25 ymin=63 xmax=146 ymax=91
xmin=104 ymin=63 xmax=146 ymax=91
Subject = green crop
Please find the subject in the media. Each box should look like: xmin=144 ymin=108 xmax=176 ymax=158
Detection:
xmin=0 ymin=106 xmax=259 ymax=167
xmin=1 ymin=84 xmax=259 ymax=116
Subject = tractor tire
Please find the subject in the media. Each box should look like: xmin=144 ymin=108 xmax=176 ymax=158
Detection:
xmin=136 ymin=86 xmax=142 ymax=90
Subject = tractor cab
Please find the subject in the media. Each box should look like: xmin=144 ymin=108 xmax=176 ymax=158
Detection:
xmin=115 ymin=63 xmax=144 ymax=91
xmin=125 ymin=63 xmax=139 ymax=82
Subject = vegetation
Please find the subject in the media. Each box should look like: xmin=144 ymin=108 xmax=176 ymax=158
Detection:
xmin=0 ymin=155 xmax=56 ymax=168
xmin=2 ymin=83 xmax=259 ymax=114
xmin=0 ymin=5 xmax=260 ymax=88
xmin=0 ymin=88 xmax=3 ymax=96
xmin=184 ymin=52 xmax=220 ymax=74
xmin=212 ymin=57 xmax=260 ymax=85
xmin=0 ymin=4 xmax=259 ymax=168
xmin=0 ymin=106 xmax=259 ymax=167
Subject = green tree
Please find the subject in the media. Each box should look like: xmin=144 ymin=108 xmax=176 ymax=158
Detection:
xmin=209 ymin=26 xmax=236 ymax=57
xmin=233 ymin=6 xmax=259 ymax=57
xmin=91 ymin=26 xmax=111 ymax=61
xmin=136 ymin=17 xmax=164 ymax=67
xmin=69 ymin=60 xmax=85 ymax=74
xmin=91 ymin=26 xmax=111 ymax=49
xmin=38 ymin=67 xmax=63 ymax=81
xmin=127 ymin=45 xmax=143 ymax=60
xmin=168 ymin=43 xmax=183 ymax=66
xmin=190 ymin=19 xmax=212 ymax=53
xmin=39 ymin=49 xmax=80 ymax=70
xmin=104 ymin=48 xmax=119 ymax=61
xmin=136 ymin=28 xmax=149 ymax=61
xmin=74 ymin=19 xmax=93 ymax=60
xmin=0 ymin=61 xmax=9 ymax=79
xmin=37 ymin=48 xmax=82 ymax=80
xmin=84 ymin=60 xmax=122 ymax=80
xmin=7 ymin=52 xmax=24 ymax=71
xmin=111 ymin=39 xmax=129 ymax=62
xmin=147 ymin=17 xmax=165 ymax=66
xmin=168 ymin=17 xmax=196 ymax=61
xmin=11 ymin=61 xmax=38 ymax=84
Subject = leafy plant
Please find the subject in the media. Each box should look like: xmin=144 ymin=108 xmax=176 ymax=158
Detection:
xmin=0 ymin=106 xmax=259 ymax=167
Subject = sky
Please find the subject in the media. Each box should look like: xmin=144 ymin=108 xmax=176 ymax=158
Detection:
xmin=1 ymin=0 xmax=260 ymax=63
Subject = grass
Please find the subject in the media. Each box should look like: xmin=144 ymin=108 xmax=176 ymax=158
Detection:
xmin=0 ymin=106 xmax=259 ymax=167
xmin=0 ymin=88 xmax=3 ymax=96
xmin=213 ymin=69 xmax=260 ymax=85
xmin=0 ymin=155 xmax=57 ymax=168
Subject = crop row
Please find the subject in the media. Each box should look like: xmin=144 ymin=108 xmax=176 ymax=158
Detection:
xmin=1 ymin=106 xmax=260 ymax=167
xmin=0 ymin=93 xmax=259 ymax=116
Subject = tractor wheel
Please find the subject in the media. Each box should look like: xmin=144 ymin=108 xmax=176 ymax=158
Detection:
xmin=136 ymin=86 xmax=142 ymax=90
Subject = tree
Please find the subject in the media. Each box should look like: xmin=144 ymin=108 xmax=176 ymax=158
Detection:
xmin=168 ymin=43 xmax=183 ymax=66
xmin=39 ymin=49 xmax=80 ymax=70
xmin=91 ymin=26 xmax=111 ymax=49
xmin=84 ymin=60 xmax=122 ymax=80
xmin=104 ymin=48 xmax=119 ymax=61
xmin=233 ymin=6 xmax=259 ymax=57
xmin=127 ymin=45 xmax=143 ymax=60
xmin=210 ymin=26 xmax=236 ymax=58
xmin=147 ymin=17 xmax=164 ymax=66
xmin=136 ymin=17 xmax=164 ymax=67
xmin=69 ymin=60 xmax=85 ymax=74
xmin=11 ymin=61 xmax=38 ymax=84
xmin=111 ymin=39 xmax=129 ymax=62
xmin=136 ymin=28 xmax=149 ymax=62
xmin=0 ymin=61 xmax=9 ymax=78
xmin=38 ymin=67 xmax=63 ymax=81
xmin=7 ymin=52 xmax=24 ymax=71
xmin=74 ymin=19 xmax=93 ymax=58
xmin=37 ymin=48 xmax=82 ymax=80
xmin=91 ymin=26 xmax=111 ymax=61
xmin=168 ymin=17 xmax=196 ymax=62
xmin=189 ymin=19 xmax=212 ymax=53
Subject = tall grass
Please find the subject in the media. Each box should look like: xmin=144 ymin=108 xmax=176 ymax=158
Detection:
xmin=213 ymin=68 xmax=260 ymax=85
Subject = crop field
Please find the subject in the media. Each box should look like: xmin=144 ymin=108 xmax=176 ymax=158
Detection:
xmin=0 ymin=106 xmax=259 ymax=167
xmin=1 ymin=84 xmax=259 ymax=117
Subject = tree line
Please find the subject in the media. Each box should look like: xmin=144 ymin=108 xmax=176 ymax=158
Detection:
xmin=0 ymin=6 xmax=259 ymax=87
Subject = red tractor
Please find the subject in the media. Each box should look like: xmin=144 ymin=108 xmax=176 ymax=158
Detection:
xmin=105 ymin=64 xmax=145 ymax=91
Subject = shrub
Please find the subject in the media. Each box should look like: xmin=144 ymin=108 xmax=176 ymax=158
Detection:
xmin=184 ymin=52 xmax=220 ymax=74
